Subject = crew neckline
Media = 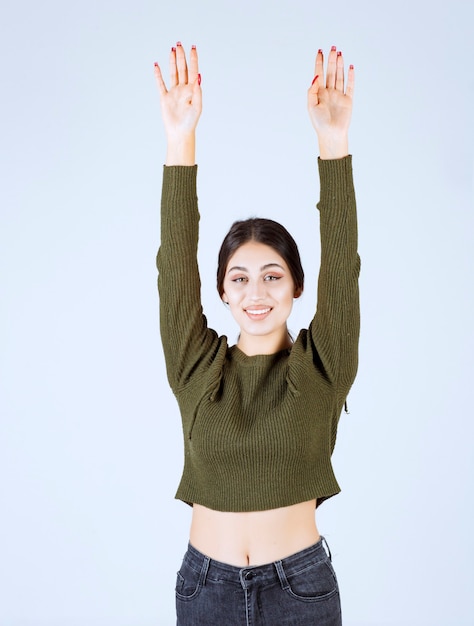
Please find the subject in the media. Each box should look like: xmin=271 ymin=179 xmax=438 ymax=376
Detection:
xmin=229 ymin=344 xmax=291 ymax=365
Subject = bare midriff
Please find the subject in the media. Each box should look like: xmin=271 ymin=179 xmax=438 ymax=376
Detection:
xmin=189 ymin=499 xmax=320 ymax=567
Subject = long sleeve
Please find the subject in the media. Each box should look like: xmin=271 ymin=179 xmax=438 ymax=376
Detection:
xmin=156 ymin=166 xmax=221 ymax=393
xmin=308 ymin=156 xmax=360 ymax=398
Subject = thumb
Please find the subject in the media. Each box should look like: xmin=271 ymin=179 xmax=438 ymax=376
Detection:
xmin=308 ymin=74 xmax=320 ymax=99
xmin=154 ymin=62 xmax=168 ymax=97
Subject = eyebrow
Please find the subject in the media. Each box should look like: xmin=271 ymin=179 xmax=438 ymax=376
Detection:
xmin=227 ymin=263 xmax=286 ymax=274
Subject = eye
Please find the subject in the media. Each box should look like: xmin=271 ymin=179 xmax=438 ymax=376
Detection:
xmin=264 ymin=274 xmax=281 ymax=282
xmin=232 ymin=276 xmax=247 ymax=283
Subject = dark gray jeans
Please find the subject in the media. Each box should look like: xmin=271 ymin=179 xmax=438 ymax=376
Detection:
xmin=175 ymin=538 xmax=342 ymax=625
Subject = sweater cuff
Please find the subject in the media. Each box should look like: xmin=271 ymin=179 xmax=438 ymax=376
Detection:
xmin=317 ymin=155 xmax=353 ymax=202
xmin=162 ymin=164 xmax=198 ymax=186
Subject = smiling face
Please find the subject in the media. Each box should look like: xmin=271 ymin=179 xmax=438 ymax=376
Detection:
xmin=222 ymin=241 xmax=300 ymax=355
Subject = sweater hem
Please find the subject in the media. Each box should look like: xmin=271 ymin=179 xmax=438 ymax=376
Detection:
xmin=174 ymin=484 xmax=341 ymax=513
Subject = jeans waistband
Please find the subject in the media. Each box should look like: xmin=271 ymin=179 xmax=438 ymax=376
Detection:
xmin=183 ymin=537 xmax=331 ymax=588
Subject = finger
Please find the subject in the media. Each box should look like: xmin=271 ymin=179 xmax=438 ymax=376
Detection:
xmin=169 ymin=46 xmax=178 ymax=87
xmin=346 ymin=64 xmax=355 ymax=99
xmin=335 ymin=51 xmax=344 ymax=92
xmin=326 ymin=45 xmax=337 ymax=88
xmin=154 ymin=62 xmax=168 ymax=95
xmin=192 ymin=74 xmax=202 ymax=110
xmin=175 ymin=41 xmax=188 ymax=84
xmin=314 ymin=49 xmax=324 ymax=86
xmin=188 ymin=44 xmax=199 ymax=83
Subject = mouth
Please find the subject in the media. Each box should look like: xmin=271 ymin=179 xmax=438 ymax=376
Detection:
xmin=244 ymin=306 xmax=272 ymax=320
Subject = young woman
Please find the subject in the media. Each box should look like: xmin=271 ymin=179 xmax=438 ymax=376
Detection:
xmin=154 ymin=43 xmax=359 ymax=626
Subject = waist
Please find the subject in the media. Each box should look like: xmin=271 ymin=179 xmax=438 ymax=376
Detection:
xmin=182 ymin=538 xmax=330 ymax=585
xmin=189 ymin=499 xmax=320 ymax=567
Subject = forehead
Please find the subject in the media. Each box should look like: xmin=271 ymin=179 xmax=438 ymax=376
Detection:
xmin=226 ymin=241 xmax=288 ymax=269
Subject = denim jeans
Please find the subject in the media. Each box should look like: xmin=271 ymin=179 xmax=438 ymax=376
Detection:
xmin=175 ymin=537 xmax=342 ymax=625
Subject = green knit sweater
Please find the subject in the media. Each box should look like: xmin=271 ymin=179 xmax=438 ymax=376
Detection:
xmin=157 ymin=156 xmax=360 ymax=512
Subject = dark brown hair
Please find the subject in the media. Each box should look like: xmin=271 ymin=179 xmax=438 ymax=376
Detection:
xmin=217 ymin=218 xmax=304 ymax=298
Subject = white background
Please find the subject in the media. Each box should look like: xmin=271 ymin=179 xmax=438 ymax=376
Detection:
xmin=1 ymin=0 xmax=473 ymax=624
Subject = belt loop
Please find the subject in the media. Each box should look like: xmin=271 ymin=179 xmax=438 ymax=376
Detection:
xmin=321 ymin=535 xmax=332 ymax=562
xmin=199 ymin=555 xmax=210 ymax=587
xmin=274 ymin=560 xmax=290 ymax=590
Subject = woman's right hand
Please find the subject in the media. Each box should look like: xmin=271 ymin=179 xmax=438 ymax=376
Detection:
xmin=154 ymin=43 xmax=202 ymax=165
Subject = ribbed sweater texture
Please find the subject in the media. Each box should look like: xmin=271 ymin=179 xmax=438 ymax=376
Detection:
xmin=157 ymin=156 xmax=360 ymax=512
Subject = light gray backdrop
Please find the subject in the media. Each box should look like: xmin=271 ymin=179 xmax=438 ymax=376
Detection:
xmin=1 ymin=0 xmax=473 ymax=624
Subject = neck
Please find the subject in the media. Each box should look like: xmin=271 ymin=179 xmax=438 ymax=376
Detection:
xmin=237 ymin=328 xmax=293 ymax=356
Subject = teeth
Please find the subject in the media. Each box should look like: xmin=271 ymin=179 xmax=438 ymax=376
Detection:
xmin=246 ymin=308 xmax=270 ymax=315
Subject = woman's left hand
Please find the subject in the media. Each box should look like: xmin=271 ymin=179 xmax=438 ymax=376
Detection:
xmin=307 ymin=47 xmax=354 ymax=159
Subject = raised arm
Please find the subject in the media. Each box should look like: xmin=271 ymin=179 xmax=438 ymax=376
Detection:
xmin=305 ymin=48 xmax=360 ymax=395
xmin=155 ymin=45 xmax=221 ymax=393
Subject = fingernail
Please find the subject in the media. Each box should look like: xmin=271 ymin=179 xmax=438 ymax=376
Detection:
xmin=331 ymin=45 xmax=336 ymax=51
xmin=198 ymin=73 xmax=201 ymax=85
xmin=311 ymin=75 xmax=319 ymax=85
xmin=191 ymin=44 xmax=196 ymax=50
xmin=176 ymin=41 xmax=182 ymax=46
xmin=318 ymin=49 xmax=323 ymax=54
xmin=349 ymin=64 xmax=354 ymax=70
xmin=337 ymin=51 xmax=342 ymax=57
xmin=154 ymin=62 xmax=158 ymax=67
xmin=171 ymin=46 xmax=176 ymax=52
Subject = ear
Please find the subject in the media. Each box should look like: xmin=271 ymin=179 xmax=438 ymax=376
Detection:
xmin=294 ymin=286 xmax=303 ymax=299
xmin=221 ymin=292 xmax=229 ymax=305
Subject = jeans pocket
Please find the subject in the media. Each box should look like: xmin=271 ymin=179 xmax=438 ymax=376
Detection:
xmin=175 ymin=560 xmax=203 ymax=602
xmin=284 ymin=558 xmax=339 ymax=602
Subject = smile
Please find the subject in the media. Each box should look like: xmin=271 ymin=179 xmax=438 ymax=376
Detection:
xmin=245 ymin=307 xmax=272 ymax=317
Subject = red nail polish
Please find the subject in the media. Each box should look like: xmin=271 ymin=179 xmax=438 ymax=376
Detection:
xmin=349 ymin=64 xmax=354 ymax=70
xmin=331 ymin=45 xmax=336 ymax=51
xmin=198 ymin=73 xmax=201 ymax=85
xmin=171 ymin=46 xmax=176 ymax=52
xmin=311 ymin=75 xmax=319 ymax=85
xmin=154 ymin=62 xmax=158 ymax=67
xmin=176 ymin=41 xmax=182 ymax=46
xmin=318 ymin=49 xmax=323 ymax=54
xmin=337 ymin=51 xmax=342 ymax=56
xmin=191 ymin=45 xmax=196 ymax=50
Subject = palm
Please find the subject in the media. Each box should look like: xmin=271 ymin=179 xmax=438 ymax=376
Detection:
xmin=160 ymin=84 xmax=201 ymax=135
xmin=307 ymin=48 xmax=354 ymax=138
xmin=154 ymin=44 xmax=202 ymax=137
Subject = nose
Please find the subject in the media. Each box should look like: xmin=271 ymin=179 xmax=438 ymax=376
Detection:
xmin=248 ymin=279 xmax=266 ymax=301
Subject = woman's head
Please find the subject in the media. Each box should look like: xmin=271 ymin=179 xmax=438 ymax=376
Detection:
xmin=216 ymin=218 xmax=304 ymax=299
